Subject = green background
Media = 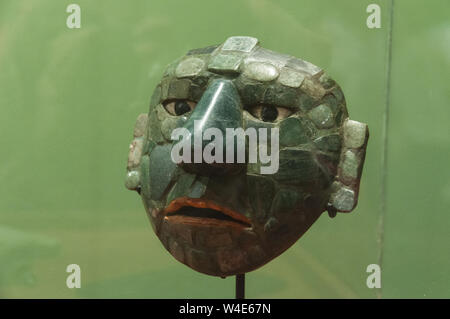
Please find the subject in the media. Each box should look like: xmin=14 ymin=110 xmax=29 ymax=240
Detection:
xmin=0 ymin=0 xmax=449 ymax=298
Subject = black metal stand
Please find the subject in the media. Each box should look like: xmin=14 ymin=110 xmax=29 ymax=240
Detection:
xmin=235 ymin=274 xmax=245 ymax=299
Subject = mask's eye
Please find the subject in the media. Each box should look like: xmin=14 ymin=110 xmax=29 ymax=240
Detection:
xmin=163 ymin=100 xmax=196 ymax=116
xmin=248 ymin=105 xmax=293 ymax=122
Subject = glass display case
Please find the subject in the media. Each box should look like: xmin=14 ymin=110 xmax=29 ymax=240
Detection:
xmin=0 ymin=0 xmax=448 ymax=298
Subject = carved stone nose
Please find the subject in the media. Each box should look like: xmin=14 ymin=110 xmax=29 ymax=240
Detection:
xmin=179 ymin=79 xmax=244 ymax=175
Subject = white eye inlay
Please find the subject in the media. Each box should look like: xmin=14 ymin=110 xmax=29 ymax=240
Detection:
xmin=163 ymin=100 xmax=196 ymax=116
xmin=248 ymin=105 xmax=293 ymax=122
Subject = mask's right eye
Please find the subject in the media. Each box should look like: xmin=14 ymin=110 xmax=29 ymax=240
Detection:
xmin=163 ymin=100 xmax=196 ymax=116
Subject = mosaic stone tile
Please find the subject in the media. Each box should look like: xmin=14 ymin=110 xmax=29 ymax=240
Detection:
xmin=243 ymin=62 xmax=279 ymax=82
xmin=278 ymin=67 xmax=305 ymax=88
xmin=343 ymin=119 xmax=369 ymax=149
xmin=308 ymin=104 xmax=334 ymax=129
xmin=175 ymin=57 xmax=205 ymax=78
xmin=222 ymin=36 xmax=259 ymax=53
xmin=208 ymin=53 xmax=243 ymax=74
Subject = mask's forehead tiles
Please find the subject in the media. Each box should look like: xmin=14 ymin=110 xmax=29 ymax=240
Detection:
xmin=160 ymin=36 xmax=342 ymax=116
xmin=243 ymin=45 xmax=323 ymax=77
xmin=245 ymin=47 xmax=290 ymax=70
xmin=243 ymin=47 xmax=326 ymax=102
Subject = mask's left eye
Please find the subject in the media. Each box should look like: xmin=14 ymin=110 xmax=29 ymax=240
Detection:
xmin=163 ymin=100 xmax=196 ymax=116
xmin=248 ymin=105 xmax=293 ymax=122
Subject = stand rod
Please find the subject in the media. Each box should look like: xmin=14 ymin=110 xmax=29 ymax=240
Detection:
xmin=235 ymin=274 xmax=245 ymax=299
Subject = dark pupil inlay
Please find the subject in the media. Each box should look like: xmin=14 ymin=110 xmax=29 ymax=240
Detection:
xmin=174 ymin=101 xmax=191 ymax=115
xmin=261 ymin=105 xmax=278 ymax=122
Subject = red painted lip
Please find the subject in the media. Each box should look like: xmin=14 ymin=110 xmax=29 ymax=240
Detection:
xmin=163 ymin=197 xmax=251 ymax=228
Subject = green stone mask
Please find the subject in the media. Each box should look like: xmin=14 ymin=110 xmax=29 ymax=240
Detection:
xmin=125 ymin=36 xmax=369 ymax=277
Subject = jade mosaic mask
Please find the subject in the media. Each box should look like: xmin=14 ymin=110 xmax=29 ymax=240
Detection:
xmin=125 ymin=36 xmax=369 ymax=277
